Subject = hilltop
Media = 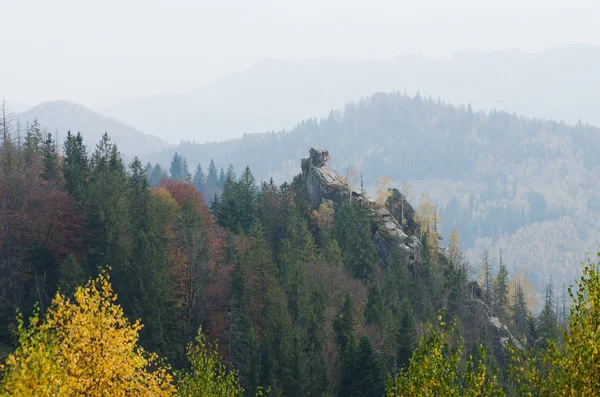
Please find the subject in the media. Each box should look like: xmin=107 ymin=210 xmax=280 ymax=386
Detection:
xmin=17 ymin=100 xmax=170 ymax=159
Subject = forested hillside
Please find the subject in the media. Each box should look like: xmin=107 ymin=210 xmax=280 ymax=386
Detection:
xmin=150 ymin=92 xmax=600 ymax=292
xmin=1 ymin=123 xmax=599 ymax=395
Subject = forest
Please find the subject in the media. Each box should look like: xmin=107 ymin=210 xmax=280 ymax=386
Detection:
xmin=0 ymin=122 xmax=599 ymax=396
xmin=150 ymin=92 xmax=600 ymax=293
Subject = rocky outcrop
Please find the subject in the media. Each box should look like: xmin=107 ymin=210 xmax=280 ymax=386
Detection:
xmin=387 ymin=188 xmax=418 ymax=234
xmin=301 ymin=147 xmax=417 ymax=264
xmin=302 ymin=147 xmax=362 ymax=209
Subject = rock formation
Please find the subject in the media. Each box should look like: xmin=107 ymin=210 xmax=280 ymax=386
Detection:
xmin=300 ymin=147 xmax=516 ymax=364
xmin=300 ymin=147 xmax=419 ymax=265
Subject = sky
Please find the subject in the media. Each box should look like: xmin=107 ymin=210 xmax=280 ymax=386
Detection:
xmin=1 ymin=0 xmax=600 ymax=109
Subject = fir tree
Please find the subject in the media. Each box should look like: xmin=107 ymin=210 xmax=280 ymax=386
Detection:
xmin=493 ymin=250 xmax=509 ymax=324
xmin=63 ymin=131 xmax=89 ymax=202
xmin=193 ymin=163 xmax=206 ymax=194
xmin=206 ymin=159 xmax=219 ymax=189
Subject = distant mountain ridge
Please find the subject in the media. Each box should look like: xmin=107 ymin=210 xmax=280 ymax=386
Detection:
xmin=17 ymin=100 xmax=170 ymax=159
xmin=99 ymin=44 xmax=600 ymax=143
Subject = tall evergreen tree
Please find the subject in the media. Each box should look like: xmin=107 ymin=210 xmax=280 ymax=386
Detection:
xmin=63 ymin=131 xmax=88 ymax=203
xmin=396 ymin=302 xmax=416 ymax=370
xmin=41 ymin=132 xmax=60 ymax=183
xmin=511 ymin=280 xmax=528 ymax=337
xmin=23 ymin=118 xmax=42 ymax=163
xmin=226 ymin=164 xmax=236 ymax=181
xmin=218 ymin=167 xmax=226 ymax=189
xmin=206 ymin=159 xmax=219 ymax=189
xmin=493 ymin=250 xmax=509 ymax=324
xmin=538 ymin=277 xmax=559 ymax=346
xmin=237 ymin=166 xmax=257 ymax=233
xmin=170 ymin=152 xmax=182 ymax=180
xmin=149 ymin=164 xmax=165 ymax=187
xmin=192 ymin=163 xmax=206 ymax=194
xmin=85 ymin=133 xmax=131 ymax=277
xmin=334 ymin=201 xmax=378 ymax=281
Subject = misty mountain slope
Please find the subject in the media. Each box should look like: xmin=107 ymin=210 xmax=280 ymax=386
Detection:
xmin=18 ymin=100 xmax=170 ymax=158
xmin=5 ymin=101 xmax=31 ymax=113
xmin=150 ymin=92 xmax=600 ymax=293
xmin=100 ymin=44 xmax=600 ymax=143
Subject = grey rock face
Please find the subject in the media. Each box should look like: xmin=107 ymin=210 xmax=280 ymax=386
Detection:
xmin=301 ymin=147 xmax=415 ymax=265
xmin=302 ymin=147 xmax=360 ymax=209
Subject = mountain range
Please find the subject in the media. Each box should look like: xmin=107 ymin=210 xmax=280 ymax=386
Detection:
xmin=98 ymin=44 xmax=600 ymax=144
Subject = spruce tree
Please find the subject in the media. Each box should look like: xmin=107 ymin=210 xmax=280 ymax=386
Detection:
xmin=237 ymin=166 xmax=257 ymax=233
xmin=85 ymin=133 xmax=131 ymax=277
xmin=149 ymin=164 xmax=164 ymax=187
xmin=218 ymin=167 xmax=226 ymax=189
xmin=63 ymin=131 xmax=88 ymax=203
xmin=192 ymin=163 xmax=205 ymax=194
xmin=396 ymin=302 xmax=416 ymax=369
xmin=206 ymin=159 xmax=219 ymax=189
xmin=334 ymin=201 xmax=378 ymax=281
xmin=493 ymin=250 xmax=509 ymax=324
xmin=538 ymin=277 xmax=559 ymax=346
xmin=169 ymin=152 xmax=182 ymax=180
xmin=41 ymin=132 xmax=60 ymax=183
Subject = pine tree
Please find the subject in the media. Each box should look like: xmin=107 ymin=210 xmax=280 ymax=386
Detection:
xmin=226 ymin=164 xmax=236 ymax=181
xmin=41 ymin=132 xmax=61 ymax=183
xmin=334 ymin=201 xmax=378 ymax=281
xmin=149 ymin=164 xmax=164 ymax=187
xmin=85 ymin=133 xmax=131 ymax=277
xmin=23 ymin=118 xmax=43 ymax=163
xmin=63 ymin=131 xmax=88 ymax=203
xmin=483 ymin=250 xmax=492 ymax=302
xmin=182 ymin=157 xmax=191 ymax=182
xmin=206 ymin=159 xmax=219 ymax=189
xmin=538 ymin=277 xmax=559 ymax=346
xmin=170 ymin=152 xmax=183 ymax=180
xmin=365 ymin=285 xmax=384 ymax=328
xmin=511 ymin=280 xmax=528 ymax=337
xmin=396 ymin=302 xmax=416 ymax=370
xmin=334 ymin=293 xmax=355 ymax=356
xmin=193 ymin=163 xmax=206 ymax=194
xmin=216 ymin=177 xmax=240 ymax=231
xmin=237 ymin=166 xmax=257 ymax=233
xmin=218 ymin=167 xmax=226 ymax=189
xmin=493 ymin=250 xmax=509 ymax=324
xmin=348 ymin=336 xmax=385 ymax=397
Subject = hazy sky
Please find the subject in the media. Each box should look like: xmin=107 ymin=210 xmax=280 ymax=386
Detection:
xmin=2 ymin=0 xmax=599 ymax=109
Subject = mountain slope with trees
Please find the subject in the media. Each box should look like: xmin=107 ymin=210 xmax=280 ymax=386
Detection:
xmin=150 ymin=92 xmax=600 ymax=293
xmin=2 ymin=123 xmax=599 ymax=395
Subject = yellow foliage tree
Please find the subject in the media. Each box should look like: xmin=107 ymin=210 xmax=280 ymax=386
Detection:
xmin=507 ymin=269 xmax=539 ymax=314
xmin=375 ymin=176 xmax=392 ymax=207
xmin=448 ymin=228 xmax=462 ymax=268
xmin=0 ymin=271 xmax=175 ymax=397
xmin=311 ymin=200 xmax=335 ymax=232
xmin=510 ymin=253 xmax=600 ymax=396
xmin=387 ymin=315 xmax=503 ymax=397
xmin=178 ymin=329 xmax=266 ymax=397
xmin=416 ymin=193 xmax=441 ymax=265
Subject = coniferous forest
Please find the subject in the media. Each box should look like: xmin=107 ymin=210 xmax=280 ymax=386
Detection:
xmin=1 ymin=123 xmax=600 ymax=396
